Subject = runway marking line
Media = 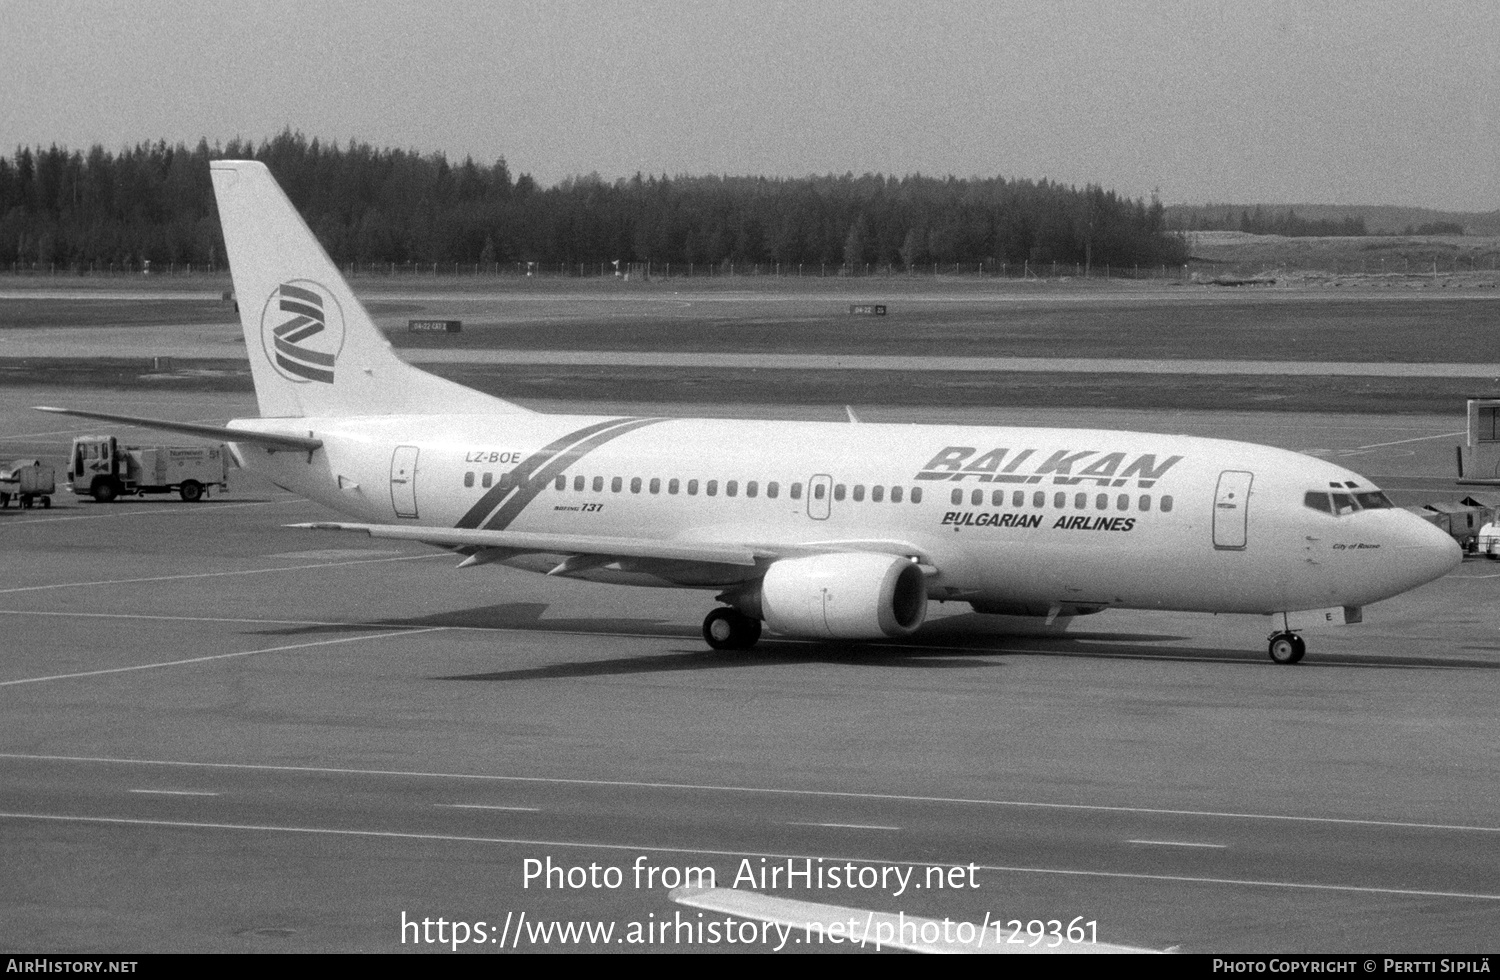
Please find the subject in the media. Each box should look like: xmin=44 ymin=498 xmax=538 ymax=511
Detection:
xmin=0 ymin=553 xmax=444 ymax=596
xmin=0 ymin=499 xmax=301 ymax=528
xmin=436 ymin=804 xmax=541 ymax=813
xmin=787 ymin=822 xmax=901 ymax=831
xmin=3 ymin=752 xmax=1497 ymax=836
xmin=1127 ymin=839 xmax=1227 ymax=849
xmin=129 ymin=789 xmax=219 ymax=797
xmin=0 ymin=810 xmax=1494 ymax=903
xmin=0 ymin=627 xmax=448 ymax=687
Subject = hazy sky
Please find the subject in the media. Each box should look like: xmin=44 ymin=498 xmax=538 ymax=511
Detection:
xmin=2 ymin=1 xmax=1495 ymax=209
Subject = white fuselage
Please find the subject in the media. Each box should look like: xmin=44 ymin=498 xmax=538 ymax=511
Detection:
xmin=231 ymin=412 xmax=1461 ymax=617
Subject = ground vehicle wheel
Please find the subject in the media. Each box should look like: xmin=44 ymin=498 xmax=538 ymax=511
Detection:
xmin=703 ymin=607 xmax=762 ymax=651
xmin=0 ymin=492 xmax=8 ymax=508
xmin=179 ymin=481 xmax=203 ymax=502
xmin=1268 ymin=632 xmax=1304 ymax=665
xmin=41 ymin=495 xmax=51 ymax=508
xmin=91 ymin=478 xmax=119 ymax=503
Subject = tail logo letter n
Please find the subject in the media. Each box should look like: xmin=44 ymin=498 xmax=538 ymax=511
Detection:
xmin=260 ymin=280 xmax=345 ymax=384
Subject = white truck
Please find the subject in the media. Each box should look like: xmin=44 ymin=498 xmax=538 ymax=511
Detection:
xmin=0 ymin=459 xmax=56 ymax=508
xmin=68 ymin=435 xmax=228 ymax=503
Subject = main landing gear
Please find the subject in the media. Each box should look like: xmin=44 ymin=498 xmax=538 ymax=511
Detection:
xmin=1267 ymin=631 xmax=1306 ymax=665
xmin=703 ymin=607 xmax=762 ymax=651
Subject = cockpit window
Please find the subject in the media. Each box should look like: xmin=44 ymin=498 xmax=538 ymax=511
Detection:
xmin=1304 ymin=491 xmax=1333 ymax=514
xmin=1307 ymin=488 xmax=1392 ymax=515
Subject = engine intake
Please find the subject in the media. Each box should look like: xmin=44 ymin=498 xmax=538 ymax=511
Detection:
xmin=758 ymin=553 xmax=928 ymax=640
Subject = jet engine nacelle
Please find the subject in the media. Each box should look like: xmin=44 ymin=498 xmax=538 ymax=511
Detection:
xmin=759 ymin=553 xmax=928 ymax=640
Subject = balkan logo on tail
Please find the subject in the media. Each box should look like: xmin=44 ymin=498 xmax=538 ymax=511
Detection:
xmin=261 ymin=280 xmax=344 ymax=384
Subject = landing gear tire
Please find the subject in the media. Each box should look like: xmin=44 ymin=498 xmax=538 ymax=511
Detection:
xmin=1268 ymin=632 xmax=1306 ymax=665
xmin=179 ymin=481 xmax=203 ymax=502
xmin=703 ymin=607 xmax=762 ymax=651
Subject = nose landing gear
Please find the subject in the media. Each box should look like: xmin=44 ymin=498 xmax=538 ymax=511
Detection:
xmin=1267 ymin=631 xmax=1306 ymax=664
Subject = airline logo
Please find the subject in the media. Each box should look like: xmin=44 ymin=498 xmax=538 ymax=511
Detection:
xmin=261 ymin=280 xmax=344 ymax=384
xmin=915 ymin=446 xmax=1183 ymax=488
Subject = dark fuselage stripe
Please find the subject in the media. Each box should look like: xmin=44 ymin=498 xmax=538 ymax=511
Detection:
xmin=454 ymin=417 xmax=644 ymax=529
xmin=480 ymin=418 xmax=666 ymax=532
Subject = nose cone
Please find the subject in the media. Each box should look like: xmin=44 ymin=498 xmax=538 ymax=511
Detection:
xmin=1390 ymin=513 xmax=1463 ymax=591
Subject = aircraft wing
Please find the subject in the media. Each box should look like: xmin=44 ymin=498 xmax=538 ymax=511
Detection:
xmin=292 ymin=522 xmax=935 ymax=571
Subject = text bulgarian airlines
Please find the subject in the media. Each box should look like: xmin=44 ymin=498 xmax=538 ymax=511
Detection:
xmin=941 ymin=512 xmax=1137 ymax=532
xmin=917 ymin=447 xmax=1183 ymax=487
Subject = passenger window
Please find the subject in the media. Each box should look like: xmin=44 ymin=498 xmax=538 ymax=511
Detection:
xmin=707 ymin=480 xmax=718 ymax=496
xmin=650 ymin=478 xmax=661 ymax=494
xmin=791 ymin=483 xmax=802 ymax=500
xmin=1304 ymin=492 xmax=1332 ymax=514
xmin=1032 ymin=491 xmax=1045 ymax=508
xmin=630 ymin=477 xmax=642 ymax=493
xmin=464 ymin=472 xmax=474 ymax=488
xmin=971 ymin=489 xmax=983 ymax=506
xmin=813 ymin=483 xmax=825 ymax=500
xmin=574 ymin=475 xmax=585 ymax=491
xmin=1139 ymin=495 xmax=1151 ymax=511
xmin=911 ymin=487 xmax=922 ymax=504
xmin=555 ymin=475 xmax=565 ymax=491
xmin=499 ymin=472 xmax=514 ymax=490
xmin=834 ymin=484 xmax=845 ymax=502
xmin=593 ymin=476 xmax=604 ymax=492
xmin=1013 ymin=491 xmax=1024 ymax=507
xmin=668 ymin=478 xmax=680 ymax=494
xmin=687 ymin=479 xmax=699 ymax=495
xmin=891 ymin=486 xmax=904 ymax=503
xmin=1161 ymin=495 xmax=1174 ymax=513
xmin=768 ymin=482 xmax=780 ymax=499
xmin=747 ymin=481 xmax=758 ymax=498
xmin=483 ymin=472 xmax=494 ymax=488
xmin=612 ymin=476 xmax=622 ymax=492
xmin=1074 ymin=493 xmax=1086 ymax=509
xmin=992 ymin=490 xmax=1005 ymax=506
xmin=1096 ymin=494 xmax=1109 ymax=510
xmin=853 ymin=485 xmax=865 ymax=502
xmin=1117 ymin=494 xmax=1129 ymax=511
xmin=727 ymin=480 xmax=738 ymax=497
xmin=951 ymin=489 xmax=963 ymax=505
xmin=871 ymin=485 xmax=884 ymax=503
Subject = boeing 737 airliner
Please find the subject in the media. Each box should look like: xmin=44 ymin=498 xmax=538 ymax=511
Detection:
xmin=39 ymin=161 xmax=1461 ymax=663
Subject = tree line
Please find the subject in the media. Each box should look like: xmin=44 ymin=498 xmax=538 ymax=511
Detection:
xmin=1 ymin=131 xmax=1187 ymax=272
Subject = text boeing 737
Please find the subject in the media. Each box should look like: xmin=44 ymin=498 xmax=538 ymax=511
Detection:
xmin=38 ymin=161 xmax=1461 ymax=664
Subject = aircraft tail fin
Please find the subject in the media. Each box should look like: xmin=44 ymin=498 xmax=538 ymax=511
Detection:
xmin=209 ymin=160 xmax=527 ymax=419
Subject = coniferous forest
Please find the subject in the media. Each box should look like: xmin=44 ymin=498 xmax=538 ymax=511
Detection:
xmin=0 ymin=131 xmax=1187 ymax=274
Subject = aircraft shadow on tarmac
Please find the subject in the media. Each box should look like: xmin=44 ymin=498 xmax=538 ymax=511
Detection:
xmin=242 ymin=602 xmax=1497 ymax=675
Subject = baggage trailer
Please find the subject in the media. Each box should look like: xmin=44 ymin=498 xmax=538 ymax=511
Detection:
xmin=68 ymin=435 xmax=228 ymax=503
xmin=0 ymin=459 xmax=56 ymax=508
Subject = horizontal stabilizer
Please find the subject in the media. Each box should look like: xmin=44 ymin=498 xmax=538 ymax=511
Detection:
xmin=291 ymin=522 xmax=760 ymax=566
xmin=34 ymin=406 xmax=324 ymax=452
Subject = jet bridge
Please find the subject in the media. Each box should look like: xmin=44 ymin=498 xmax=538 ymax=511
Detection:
xmin=1457 ymin=398 xmax=1500 ymax=484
